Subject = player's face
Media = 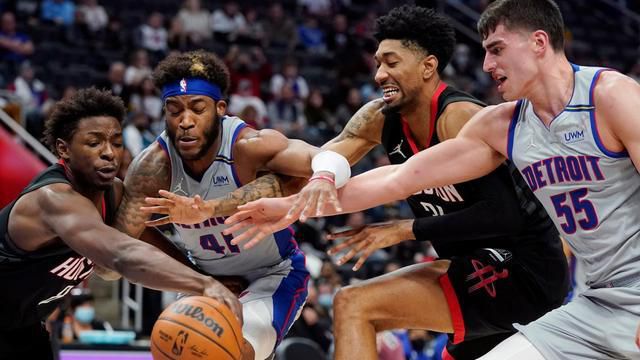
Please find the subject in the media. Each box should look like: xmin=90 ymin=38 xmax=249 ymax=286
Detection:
xmin=374 ymin=39 xmax=425 ymax=112
xmin=165 ymin=95 xmax=225 ymax=160
xmin=482 ymin=24 xmax=538 ymax=101
xmin=64 ymin=116 xmax=123 ymax=190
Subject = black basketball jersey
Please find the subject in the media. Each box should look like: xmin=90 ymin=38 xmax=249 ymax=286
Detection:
xmin=381 ymin=84 xmax=554 ymax=256
xmin=0 ymin=163 xmax=116 ymax=329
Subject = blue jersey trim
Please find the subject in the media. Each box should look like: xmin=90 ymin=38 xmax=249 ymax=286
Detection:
xmin=588 ymin=69 xmax=628 ymax=158
xmin=156 ymin=136 xmax=169 ymax=157
xmin=273 ymin=227 xmax=297 ymax=258
xmin=229 ymin=122 xmax=248 ymax=187
xmin=271 ymin=250 xmax=309 ymax=344
xmin=507 ymin=100 xmax=522 ymax=160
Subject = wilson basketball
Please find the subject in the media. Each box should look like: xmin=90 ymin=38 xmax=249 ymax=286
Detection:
xmin=151 ymin=296 xmax=242 ymax=360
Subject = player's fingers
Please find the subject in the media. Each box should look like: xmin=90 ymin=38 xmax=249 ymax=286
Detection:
xmin=193 ymin=195 xmax=204 ymax=208
xmin=140 ymin=206 xmax=170 ymax=215
xmin=242 ymin=231 xmax=271 ymax=250
xmin=229 ymin=226 xmax=260 ymax=245
xmin=224 ymin=210 xmax=254 ymax=226
xmin=327 ymin=228 xmax=362 ymax=239
xmin=286 ymin=193 xmax=308 ymax=219
xmin=336 ymin=239 xmax=369 ymax=266
xmin=326 ymin=189 xmax=342 ymax=212
xmin=224 ymin=219 xmax=255 ymax=238
xmin=236 ymin=199 xmax=263 ymax=211
xmin=353 ymin=247 xmax=375 ymax=271
xmin=144 ymin=197 xmax=174 ymax=206
xmin=300 ymin=192 xmax=320 ymax=222
xmin=144 ymin=216 xmax=172 ymax=227
xmin=327 ymin=235 xmax=362 ymax=255
xmin=315 ymin=191 xmax=326 ymax=216
xmin=158 ymin=189 xmax=178 ymax=200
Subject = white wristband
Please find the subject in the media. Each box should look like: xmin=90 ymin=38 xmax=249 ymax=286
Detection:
xmin=311 ymin=150 xmax=351 ymax=188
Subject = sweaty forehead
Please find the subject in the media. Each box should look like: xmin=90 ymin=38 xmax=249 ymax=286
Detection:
xmin=375 ymin=39 xmax=409 ymax=58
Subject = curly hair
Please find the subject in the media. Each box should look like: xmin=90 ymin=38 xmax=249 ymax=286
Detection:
xmin=152 ymin=50 xmax=230 ymax=96
xmin=43 ymin=87 xmax=125 ymax=154
xmin=374 ymin=5 xmax=456 ymax=73
xmin=478 ymin=0 xmax=564 ymax=51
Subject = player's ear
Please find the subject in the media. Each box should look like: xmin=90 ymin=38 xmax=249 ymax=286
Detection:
xmin=215 ymin=100 xmax=227 ymax=117
xmin=56 ymin=138 xmax=70 ymax=161
xmin=531 ymin=30 xmax=549 ymax=55
xmin=422 ymin=54 xmax=438 ymax=81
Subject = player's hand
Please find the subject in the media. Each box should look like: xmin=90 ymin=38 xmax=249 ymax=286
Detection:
xmin=286 ymin=171 xmax=342 ymax=223
xmin=635 ymin=322 xmax=640 ymax=349
xmin=140 ymin=190 xmax=213 ymax=226
xmin=202 ymin=278 xmax=244 ymax=326
xmin=327 ymin=220 xmax=414 ymax=271
xmin=223 ymin=196 xmax=296 ymax=249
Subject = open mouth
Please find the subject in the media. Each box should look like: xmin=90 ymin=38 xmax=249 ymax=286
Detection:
xmin=382 ymin=86 xmax=400 ymax=102
xmin=495 ymin=76 xmax=507 ymax=89
xmin=96 ymin=166 xmax=117 ymax=180
xmin=178 ymin=136 xmax=198 ymax=147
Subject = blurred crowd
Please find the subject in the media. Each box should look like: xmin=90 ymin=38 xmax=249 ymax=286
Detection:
xmin=1 ymin=0 xmax=639 ymax=359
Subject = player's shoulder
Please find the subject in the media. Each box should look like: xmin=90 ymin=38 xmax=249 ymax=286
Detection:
xmin=127 ymin=141 xmax=170 ymax=176
xmin=34 ymin=182 xmax=78 ymax=211
xmin=593 ymin=71 xmax=640 ymax=102
xmin=469 ymin=101 xmax=519 ymax=127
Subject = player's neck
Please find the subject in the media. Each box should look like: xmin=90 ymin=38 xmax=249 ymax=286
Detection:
xmin=526 ymin=55 xmax=574 ymax=125
xmin=62 ymin=163 xmax=105 ymax=205
xmin=401 ymin=79 xmax=442 ymax=145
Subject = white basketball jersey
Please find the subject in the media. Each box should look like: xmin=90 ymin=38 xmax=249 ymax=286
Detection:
xmin=509 ymin=65 xmax=640 ymax=288
xmin=157 ymin=116 xmax=300 ymax=276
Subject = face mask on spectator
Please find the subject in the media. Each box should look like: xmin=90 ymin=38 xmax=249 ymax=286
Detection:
xmin=74 ymin=307 xmax=95 ymax=324
xmin=318 ymin=293 xmax=333 ymax=308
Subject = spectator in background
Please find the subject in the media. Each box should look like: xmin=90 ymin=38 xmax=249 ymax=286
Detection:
xmin=99 ymin=61 xmax=132 ymax=105
xmin=136 ymin=12 xmax=168 ymax=62
xmin=262 ymin=3 xmax=298 ymax=51
xmin=8 ymin=61 xmax=47 ymax=118
xmin=239 ymin=7 xmax=264 ymax=46
xmin=41 ymin=0 xmax=75 ymax=27
xmin=304 ymin=89 xmax=336 ymax=145
xmin=334 ymin=87 xmax=363 ymax=127
xmin=129 ymin=76 xmax=162 ymax=125
xmin=167 ymin=17 xmax=189 ymax=51
xmin=77 ymin=0 xmax=108 ymax=34
xmin=123 ymin=112 xmax=155 ymax=157
xmin=326 ymin=13 xmax=352 ymax=54
xmin=298 ymin=16 xmax=326 ymax=54
xmin=176 ymin=0 xmax=211 ymax=45
xmin=124 ymin=49 xmax=152 ymax=88
xmin=210 ymin=1 xmax=246 ymax=44
xmin=67 ymin=292 xmax=107 ymax=340
xmin=226 ymin=45 xmax=271 ymax=98
xmin=238 ymin=104 xmax=266 ymax=130
xmin=270 ymin=58 xmax=309 ymax=100
xmin=298 ymin=0 xmax=333 ymax=19
xmin=267 ymin=83 xmax=306 ymax=139
xmin=0 ymin=12 xmax=34 ymax=70
xmin=229 ymin=79 xmax=267 ymax=125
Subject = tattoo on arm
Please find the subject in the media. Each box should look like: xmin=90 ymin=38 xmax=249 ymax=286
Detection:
xmin=211 ymin=174 xmax=286 ymax=216
xmin=115 ymin=148 xmax=171 ymax=238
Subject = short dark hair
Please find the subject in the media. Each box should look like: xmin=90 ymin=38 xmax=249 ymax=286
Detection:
xmin=478 ymin=0 xmax=565 ymax=51
xmin=373 ymin=5 xmax=455 ymax=73
xmin=44 ymin=88 xmax=125 ymax=154
xmin=152 ymin=50 xmax=230 ymax=96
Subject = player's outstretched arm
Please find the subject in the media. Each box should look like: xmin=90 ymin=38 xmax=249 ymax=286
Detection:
xmin=40 ymin=183 xmax=244 ymax=323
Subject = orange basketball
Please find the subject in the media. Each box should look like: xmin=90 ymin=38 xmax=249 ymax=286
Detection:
xmin=151 ymin=296 xmax=242 ymax=360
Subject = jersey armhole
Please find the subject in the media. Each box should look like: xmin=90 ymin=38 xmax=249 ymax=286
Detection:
xmin=507 ymin=100 xmax=523 ymax=160
xmin=588 ymin=69 xmax=628 ymax=158
xmin=229 ymin=123 xmax=248 ymax=187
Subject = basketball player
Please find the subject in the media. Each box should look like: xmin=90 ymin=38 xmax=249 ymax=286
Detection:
xmin=116 ymin=50 xmax=350 ymax=360
xmin=225 ymin=1 xmax=640 ymax=358
xmin=145 ymin=7 xmax=568 ymax=360
xmin=0 ymin=88 xmax=242 ymax=360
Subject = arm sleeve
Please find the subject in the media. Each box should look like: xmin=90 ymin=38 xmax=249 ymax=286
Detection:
xmin=411 ymin=171 xmax=525 ymax=244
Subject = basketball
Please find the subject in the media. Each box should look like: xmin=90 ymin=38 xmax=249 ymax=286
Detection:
xmin=150 ymin=296 xmax=242 ymax=360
